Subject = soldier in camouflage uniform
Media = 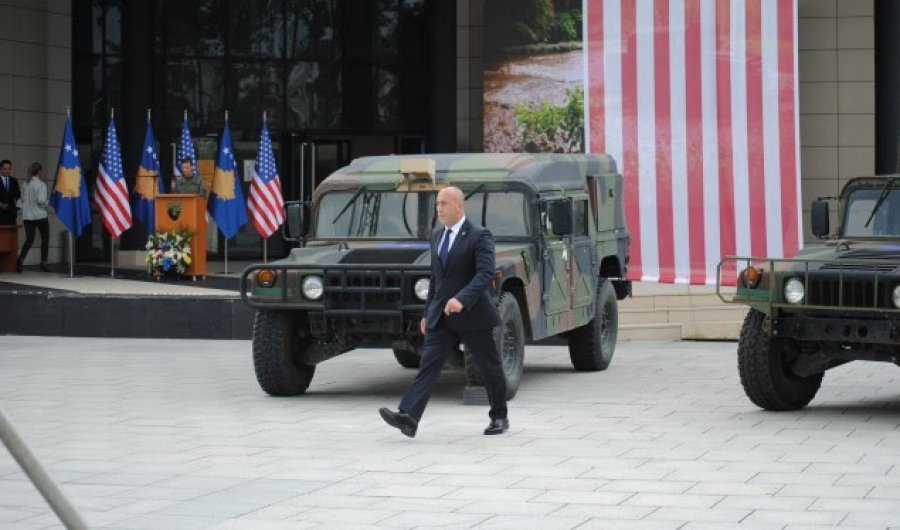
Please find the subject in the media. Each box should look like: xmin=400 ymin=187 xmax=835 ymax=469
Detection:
xmin=172 ymin=158 xmax=206 ymax=197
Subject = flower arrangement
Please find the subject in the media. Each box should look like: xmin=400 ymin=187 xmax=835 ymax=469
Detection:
xmin=146 ymin=229 xmax=193 ymax=275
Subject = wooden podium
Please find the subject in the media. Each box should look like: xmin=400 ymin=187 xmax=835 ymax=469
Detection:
xmin=0 ymin=225 xmax=17 ymax=272
xmin=155 ymin=194 xmax=207 ymax=278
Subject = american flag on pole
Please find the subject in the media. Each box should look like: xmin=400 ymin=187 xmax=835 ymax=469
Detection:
xmin=94 ymin=116 xmax=132 ymax=237
xmin=586 ymin=0 xmax=800 ymax=285
xmin=248 ymin=119 xmax=284 ymax=238
xmin=173 ymin=117 xmax=199 ymax=191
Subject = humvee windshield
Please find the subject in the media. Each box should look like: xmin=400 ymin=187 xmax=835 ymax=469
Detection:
xmin=843 ymin=187 xmax=900 ymax=238
xmin=315 ymin=190 xmax=531 ymax=239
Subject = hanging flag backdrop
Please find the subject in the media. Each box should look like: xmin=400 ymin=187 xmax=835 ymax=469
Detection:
xmin=173 ymin=117 xmax=199 ymax=191
xmin=50 ymin=118 xmax=92 ymax=237
xmin=94 ymin=117 xmax=132 ymax=237
xmin=586 ymin=0 xmax=800 ymax=285
xmin=208 ymin=120 xmax=248 ymax=239
xmin=132 ymin=121 xmax=164 ymax=231
xmin=248 ymin=119 xmax=284 ymax=239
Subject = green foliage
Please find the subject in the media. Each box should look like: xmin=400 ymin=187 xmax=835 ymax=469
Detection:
xmin=515 ymin=86 xmax=584 ymax=153
xmin=485 ymin=0 xmax=584 ymax=59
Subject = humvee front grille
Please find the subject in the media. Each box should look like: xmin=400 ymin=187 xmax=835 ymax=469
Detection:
xmin=808 ymin=276 xmax=897 ymax=309
xmin=325 ymin=272 xmax=403 ymax=310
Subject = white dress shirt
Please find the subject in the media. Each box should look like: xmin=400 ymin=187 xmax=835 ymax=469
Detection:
xmin=439 ymin=216 xmax=466 ymax=254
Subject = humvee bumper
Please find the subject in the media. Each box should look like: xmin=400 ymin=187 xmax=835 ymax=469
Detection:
xmin=774 ymin=314 xmax=900 ymax=345
xmin=240 ymin=262 xmax=430 ymax=314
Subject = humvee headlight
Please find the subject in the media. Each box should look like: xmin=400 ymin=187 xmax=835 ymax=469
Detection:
xmin=414 ymin=278 xmax=430 ymax=301
xmin=740 ymin=266 xmax=762 ymax=289
xmin=302 ymin=275 xmax=324 ymax=300
xmin=784 ymin=277 xmax=805 ymax=304
xmin=893 ymin=285 xmax=900 ymax=308
xmin=256 ymin=269 xmax=276 ymax=288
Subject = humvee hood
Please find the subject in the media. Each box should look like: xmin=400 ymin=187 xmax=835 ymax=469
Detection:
xmin=287 ymin=242 xmax=431 ymax=266
xmin=840 ymin=246 xmax=900 ymax=261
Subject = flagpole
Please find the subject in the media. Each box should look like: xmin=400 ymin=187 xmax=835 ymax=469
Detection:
xmin=68 ymin=233 xmax=74 ymax=278
xmin=109 ymin=107 xmax=116 ymax=278
xmin=224 ymin=109 xmax=229 ymax=275
xmin=262 ymin=110 xmax=268 ymax=265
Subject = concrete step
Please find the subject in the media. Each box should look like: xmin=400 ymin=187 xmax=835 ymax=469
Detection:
xmin=619 ymin=323 xmax=683 ymax=341
xmin=686 ymin=320 xmax=745 ymax=340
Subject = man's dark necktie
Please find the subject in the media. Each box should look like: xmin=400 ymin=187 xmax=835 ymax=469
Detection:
xmin=439 ymin=228 xmax=452 ymax=265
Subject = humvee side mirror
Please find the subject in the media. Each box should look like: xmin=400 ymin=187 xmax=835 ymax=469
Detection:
xmin=285 ymin=202 xmax=308 ymax=240
xmin=810 ymin=199 xmax=829 ymax=238
xmin=548 ymin=200 xmax=573 ymax=236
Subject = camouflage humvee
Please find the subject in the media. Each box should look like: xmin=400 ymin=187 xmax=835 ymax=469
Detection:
xmin=240 ymin=153 xmax=632 ymax=399
xmin=718 ymin=176 xmax=900 ymax=411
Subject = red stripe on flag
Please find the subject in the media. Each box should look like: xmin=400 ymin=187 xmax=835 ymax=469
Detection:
xmin=778 ymin=0 xmax=799 ymax=257
xmin=745 ymin=0 xmax=767 ymax=257
xmin=589 ymin=0 xmax=605 ymax=153
xmin=621 ymin=0 xmax=641 ymax=280
xmin=684 ymin=0 xmax=706 ymax=284
xmin=715 ymin=0 xmax=736 ymax=280
xmin=654 ymin=0 xmax=675 ymax=283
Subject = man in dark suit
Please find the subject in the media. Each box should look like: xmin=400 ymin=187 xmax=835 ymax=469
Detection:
xmin=380 ymin=186 xmax=509 ymax=437
xmin=0 ymin=159 xmax=20 ymax=225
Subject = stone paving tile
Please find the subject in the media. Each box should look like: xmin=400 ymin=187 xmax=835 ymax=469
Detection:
xmin=4 ymin=336 xmax=900 ymax=528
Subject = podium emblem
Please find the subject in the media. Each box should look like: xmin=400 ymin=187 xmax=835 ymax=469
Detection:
xmin=167 ymin=201 xmax=184 ymax=221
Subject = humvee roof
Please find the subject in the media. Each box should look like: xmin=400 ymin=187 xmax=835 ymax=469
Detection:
xmin=316 ymin=153 xmax=618 ymax=197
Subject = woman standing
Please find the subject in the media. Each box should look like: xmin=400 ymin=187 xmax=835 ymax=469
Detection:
xmin=17 ymin=162 xmax=50 ymax=273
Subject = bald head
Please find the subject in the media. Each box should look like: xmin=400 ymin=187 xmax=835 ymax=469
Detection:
xmin=436 ymin=186 xmax=465 ymax=228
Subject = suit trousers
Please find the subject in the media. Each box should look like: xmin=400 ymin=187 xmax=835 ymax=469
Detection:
xmin=20 ymin=218 xmax=49 ymax=263
xmin=399 ymin=322 xmax=507 ymax=422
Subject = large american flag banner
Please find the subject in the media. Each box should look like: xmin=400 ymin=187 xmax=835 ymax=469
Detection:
xmin=586 ymin=0 xmax=800 ymax=285
xmin=248 ymin=119 xmax=284 ymax=238
xmin=94 ymin=116 xmax=132 ymax=237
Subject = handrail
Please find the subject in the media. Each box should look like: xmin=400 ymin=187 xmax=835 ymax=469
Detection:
xmin=0 ymin=408 xmax=88 ymax=529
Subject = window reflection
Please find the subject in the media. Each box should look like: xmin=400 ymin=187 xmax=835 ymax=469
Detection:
xmin=231 ymin=61 xmax=283 ymax=127
xmin=285 ymin=0 xmax=340 ymax=61
xmin=162 ymin=0 xmax=226 ymax=57
xmin=287 ymin=62 xmax=342 ymax=129
xmin=164 ymin=59 xmax=225 ymax=128
xmin=375 ymin=68 xmax=398 ymax=129
xmin=229 ymin=0 xmax=284 ymax=58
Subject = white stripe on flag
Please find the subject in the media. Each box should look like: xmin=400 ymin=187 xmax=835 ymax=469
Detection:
xmin=669 ymin=0 xmax=689 ymax=283
xmin=761 ymin=2 xmax=782 ymax=257
xmin=700 ymin=0 xmax=720 ymax=284
xmin=636 ymin=0 xmax=659 ymax=282
xmin=604 ymin=0 xmax=622 ymax=168
xmin=730 ymin=0 xmax=750 ymax=258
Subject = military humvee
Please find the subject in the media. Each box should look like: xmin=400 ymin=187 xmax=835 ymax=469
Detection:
xmin=240 ymin=153 xmax=632 ymax=399
xmin=718 ymin=176 xmax=900 ymax=411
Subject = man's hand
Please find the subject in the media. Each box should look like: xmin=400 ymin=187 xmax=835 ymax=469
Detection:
xmin=420 ymin=317 xmax=426 ymax=335
xmin=443 ymin=298 xmax=463 ymax=315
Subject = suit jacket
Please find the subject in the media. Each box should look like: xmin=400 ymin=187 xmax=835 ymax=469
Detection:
xmin=423 ymin=218 xmax=501 ymax=331
xmin=0 ymin=175 xmax=20 ymax=225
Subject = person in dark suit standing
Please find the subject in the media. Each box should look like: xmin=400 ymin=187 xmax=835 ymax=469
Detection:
xmin=380 ymin=186 xmax=509 ymax=437
xmin=0 ymin=159 xmax=21 ymax=225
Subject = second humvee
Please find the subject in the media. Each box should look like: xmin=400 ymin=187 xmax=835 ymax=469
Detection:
xmin=241 ymin=153 xmax=632 ymax=399
xmin=719 ymin=176 xmax=900 ymax=410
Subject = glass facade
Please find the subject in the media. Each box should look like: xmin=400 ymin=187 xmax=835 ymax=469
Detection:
xmin=72 ymin=0 xmax=431 ymax=259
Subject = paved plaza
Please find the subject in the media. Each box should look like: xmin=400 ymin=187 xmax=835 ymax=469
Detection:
xmin=2 ymin=336 xmax=900 ymax=529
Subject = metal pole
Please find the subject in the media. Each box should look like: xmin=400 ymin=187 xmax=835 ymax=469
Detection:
xmin=224 ymin=238 xmax=228 ymax=274
xmin=0 ymin=408 xmax=88 ymax=529
xmin=110 ymin=234 xmax=115 ymax=277
xmin=68 ymin=232 xmax=74 ymax=278
xmin=263 ymin=238 xmax=267 ymax=264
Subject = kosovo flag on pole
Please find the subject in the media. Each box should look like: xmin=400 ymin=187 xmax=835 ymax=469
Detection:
xmin=50 ymin=117 xmax=92 ymax=237
xmin=131 ymin=121 xmax=163 ymax=230
xmin=208 ymin=120 xmax=247 ymax=239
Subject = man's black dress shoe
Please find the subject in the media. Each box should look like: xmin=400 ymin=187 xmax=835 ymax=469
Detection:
xmin=379 ymin=407 xmax=418 ymax=438
xmin=484 ymin=418 xmax=509 ymax=435
xmin=39 ymin=263 xmax=49 ymax=272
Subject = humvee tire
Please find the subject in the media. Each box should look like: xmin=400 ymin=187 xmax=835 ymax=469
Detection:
xmin=392 ymin=347 xmax=421 ymax=369
xmin=465 ymin=293 xmax=525 ymax=400
xmin=568 ymin=279 xmax=618 ymax=371
xmin=738 ymin=309 xmax=822 ymax=411
xmin=252 ymin=310 xmax=316 ymax=396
